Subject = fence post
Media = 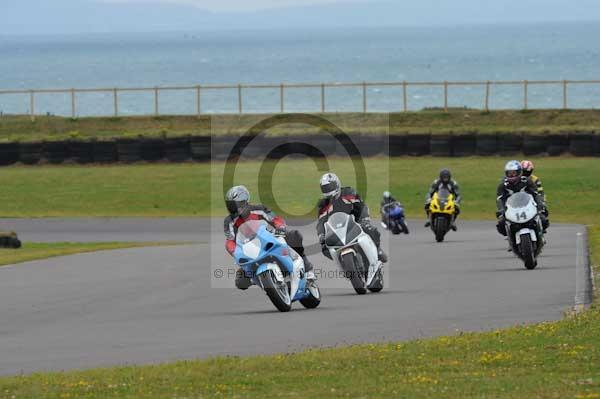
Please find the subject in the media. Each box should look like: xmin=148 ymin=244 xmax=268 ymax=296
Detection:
xmin=443 ymin=81 xmax=448 ymax=112
xmin=196 ymin=85 xmax=202 ymax=116
xmin=563 ymin=80 xmax=568 ymax=110
xmin=523 ymin=80 xmax=528 ymax=110
xmin=321 ymin=83 xmax=325 ymax=113
xmin=71 ymin=88 xmax=76 ymax=118
xmin=402 ymin=81 xmax=408 ymax=112
xmin=113 ymin=88 xmax=119 ymax=117
xmin=29 ymin=90 xmax=35 ymax=121
xmin=362 ymin=82 xmax=367 ymax=113
xmin=280 ymin=83 xmax=285 ymax=113
xmin=484 ymin=81 xmax=490 ymax=112
xmin=154 ymin=87 xmax=159 ymax=116
xmin=238 ymin=84 xmax=243 ymax=114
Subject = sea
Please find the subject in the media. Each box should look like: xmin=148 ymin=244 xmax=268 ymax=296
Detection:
xmin=1 ymin=22 xmax=600 ymax=116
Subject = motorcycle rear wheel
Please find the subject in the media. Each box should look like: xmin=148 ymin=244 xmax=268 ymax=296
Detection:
xmin=300 ymin=282 xmax=321 ymax=309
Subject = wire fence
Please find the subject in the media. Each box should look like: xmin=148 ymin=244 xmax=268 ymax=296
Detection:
xmin=1 ymin=79 xmax=599 ymax=120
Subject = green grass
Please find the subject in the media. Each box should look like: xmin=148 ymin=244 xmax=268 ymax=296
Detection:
xmin=0 ymin=242 xmax=180 ymax=267
xmin=2 ymin=109 xmax=600 ymax=142
xmin=0 ymin=158 xmax=598 ymax=397
xmin=0 ymin=157 xmax=598 ymax=223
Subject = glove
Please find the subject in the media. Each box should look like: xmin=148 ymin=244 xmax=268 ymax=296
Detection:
xmin=424 ymin=202 xmax=430 ymax=211
xmin=274 ymin=225 xmax=287 ymax=236
xmin=495 ymin=211 xmax=503 ymax=219
xmin=318 ymin=234 xmax=332 ymax=260
xmin=321 ymin=242 xmax=332 ymax=260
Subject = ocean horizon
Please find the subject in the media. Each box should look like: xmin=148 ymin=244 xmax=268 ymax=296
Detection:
xmin=1 ymin=22 xmax=599 ymax=115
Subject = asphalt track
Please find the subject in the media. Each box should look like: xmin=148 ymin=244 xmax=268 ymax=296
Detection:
xmin=0 ymin=218 xmax=583 ymax=376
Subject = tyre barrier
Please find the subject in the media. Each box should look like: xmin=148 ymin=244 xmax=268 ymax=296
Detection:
xmin=430 ymin=134 xmax=452 ymax=157
xmin=165 ymin=136 xmax=191 ymax=162
xmin=593 ymin=133 xmax=600 ymax=157
xmin=547 ymin=133 xmax=569 ymax=156
xmin=116 ymin=139 xmax=142 ymax=163
xmin=19 ymin=142 xmax=43 ymax=165
xmin=43 ymin=141 xmax=69 ymax=164
xmin=93 ymin=141 xmax=117 ymax=163
xmin=140 ymin=138 xmax=165 ymax=162
xmin=569 ymin=132 xmax=594 ymax=156
xmin=498 ymin=133 xmax=523 ymax=155
xmin=356 ymin=134 xmax=385 ymax=157
xmin=1 ymin=132 xmax=599 ymax=166
xmin=476 ymin=134 xmax=498 ymax=155
xmin=452 ymin=133 xmax=477 ymax=156
xmin=0 ymin=143 xmax=20 ymax=166
xmin=190 ymin=136 xmax=211 ymax=161
xmin=406 ymin=134 xmax=431 ymax=156
xmin=523 ymin=134 xmax=548 ymax=156
xmin=388 ymin=135 xmax=407 ymax=156
xmin=69 ymin=141 xmax=94 ymax=164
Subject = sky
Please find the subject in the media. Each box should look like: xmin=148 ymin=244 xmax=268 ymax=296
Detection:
xmin=2 ymin=0 xmax=600 ymax=35
xmin=100 ymin=0 xmax=352 ymax=12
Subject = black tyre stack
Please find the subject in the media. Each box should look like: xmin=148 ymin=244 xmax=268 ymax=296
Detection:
xmin=117 ymin=138 xmax=142 ymax=163
xmin=43 ymin=141 xmax=69 ymax=164
xmin=93 ymin=141 xmax=117 ymax=163
xmin=0 ymin=143 xmax=20 ymax=166
xmin=19 ymin=142 xmax=43 ymax=165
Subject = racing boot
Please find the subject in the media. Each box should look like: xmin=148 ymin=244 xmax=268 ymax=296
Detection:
xmin=302 ymin=256 xmax=316 ymax=282
xmin=235 ymin=268 xmax=253 ymax=290
xmin=377 ymin=247 xmax=388 ymax=263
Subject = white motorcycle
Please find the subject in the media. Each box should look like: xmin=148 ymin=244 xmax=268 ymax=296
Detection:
xmin=323 ymin=212 xmax=384 ymax=294
xmin=504 ymin=191 xmax=545 ymax=270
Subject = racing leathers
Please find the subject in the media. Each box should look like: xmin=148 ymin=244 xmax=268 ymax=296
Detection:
xmin=317 ymin=187 xmax=387 ymax=262
xmin=495 ymin=176 xmax=548 ymax=235
xmin=224 ymin=204 xmax=314 ymax=290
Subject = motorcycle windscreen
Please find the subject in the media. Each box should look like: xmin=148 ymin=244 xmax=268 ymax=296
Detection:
xmin=389 ymin=204 xmax=403 ymax=217
xmin=506 ymin=192 xmax=533 ymax=209
xmin=325 ymin=212 xmax=353 ymax=247
xmin=437 ymin=188 xmax=451 ymax=207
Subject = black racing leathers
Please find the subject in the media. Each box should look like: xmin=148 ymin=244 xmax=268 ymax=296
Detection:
xmin=317 ymin=187 xmax=382 ymax=257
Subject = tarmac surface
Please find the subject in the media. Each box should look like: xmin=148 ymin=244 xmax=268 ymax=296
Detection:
xmin=0 ymin=218 xmax=582 ymax=375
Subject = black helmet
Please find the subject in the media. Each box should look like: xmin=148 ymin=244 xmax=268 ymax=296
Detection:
xmin=225 ymin=185 xmax=250 ymax=215
xmin=439 ymin=168 xmax=451 ymax=183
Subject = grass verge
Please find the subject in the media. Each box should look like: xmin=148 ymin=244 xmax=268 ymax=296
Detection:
xmin=0 ymin=302 xmax=599 ymax=397
xmin=0 ymin=242 xmax=180 ymax=267
xmin=0 ymin=157 xmax=598 ymax=222
xmin=2 ymin=109 xmax=600 ymax=141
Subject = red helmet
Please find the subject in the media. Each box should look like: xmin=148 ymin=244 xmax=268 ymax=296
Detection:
xmin=521 ymin=160 xmax=534 ymax=177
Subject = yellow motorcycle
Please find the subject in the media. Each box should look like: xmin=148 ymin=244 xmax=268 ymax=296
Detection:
xmin=428 ymin=188 xmax=456 ymax=242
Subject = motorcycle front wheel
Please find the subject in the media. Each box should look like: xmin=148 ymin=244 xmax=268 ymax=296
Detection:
xmin=520 ymin=235 xmax=538 ymax=270
xmin=434 ymin=215 xmax=449 ymax=242
xmin=259 ymin=270 xmax=292 ymax=312
xmin=341 ymin=252 xmax=367 ymax=295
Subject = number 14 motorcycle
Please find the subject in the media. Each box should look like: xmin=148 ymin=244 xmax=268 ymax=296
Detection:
xmin=503 ymin=192 xmax=545 ymax=270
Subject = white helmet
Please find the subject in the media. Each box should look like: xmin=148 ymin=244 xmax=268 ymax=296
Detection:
xmin=225 ymin=185 xmax=250 ymax=214
xmin=383 ymin=191 xmax=391 ymax=199
xmin=320 ymin=173 xmax=341 ymax=198
xmin=504 ymin=160 xmax=522 ymax=184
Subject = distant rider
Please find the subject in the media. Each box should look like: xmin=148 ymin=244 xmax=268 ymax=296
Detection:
xmin=424 ymin=168 xmax=461 ymax=231
xmin=495 ymin=160 xmax=545 ymax=236
xmin=317 ymin=173 xmax=388 ymax=263
xmin=381 ymin=191 xmax=401 ymax=229
xmin=224 ymin=185 xmax=315 ymax=290
xmin=521 ymin=160 xmax=549 ymax=231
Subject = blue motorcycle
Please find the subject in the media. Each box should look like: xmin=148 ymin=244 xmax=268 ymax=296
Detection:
xmin=233 ymin=220 xmax=321 ymax=312
xmin=381 ymin=202 xmax=409 ymax=235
